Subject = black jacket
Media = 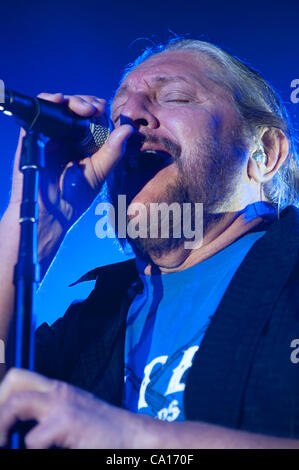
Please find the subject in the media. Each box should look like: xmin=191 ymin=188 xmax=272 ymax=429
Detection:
xmin=35 ymin=205 xmax=299 ymax=438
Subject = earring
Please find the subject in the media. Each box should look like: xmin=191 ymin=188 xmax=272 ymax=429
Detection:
xmin=252 ymin=150 xmax=268 ymax=165
xmin=252 ymin=137 xmax=268 ymax=166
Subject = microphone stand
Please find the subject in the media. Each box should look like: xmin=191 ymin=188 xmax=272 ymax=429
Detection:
xmin=9 ymin=130 xmax=44 ymax=449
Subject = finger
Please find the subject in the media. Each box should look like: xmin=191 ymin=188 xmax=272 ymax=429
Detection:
xmin=24 ymin=417 xmax=65 ymax=449
xmin=37 ymin=92 xmax=66 ymax=103
xmin=73 ymin=95 xmax=107 ymax=117
xmin=72 ymin=95 xmax=106 ymax=105
xmin=0 ymin=368 xmax=52 ymax=404
xmin=89 ymin=123 xmax=134 ymax=184
xmin=63 ymin=95 xmax=106 ymax=117
xmin=0 ymin=390 xmax=49 ymax=447
xmin=37 ymin=93 xmax=106 ymax=117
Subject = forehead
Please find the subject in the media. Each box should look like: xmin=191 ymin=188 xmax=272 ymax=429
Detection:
xmin=115 ymin=50 xmax=218 ymax=97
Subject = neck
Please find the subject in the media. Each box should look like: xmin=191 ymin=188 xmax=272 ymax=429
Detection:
xmin=137 ymin=202 xmax=276 ymax=275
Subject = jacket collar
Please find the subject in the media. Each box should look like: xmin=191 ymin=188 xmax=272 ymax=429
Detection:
xmin=184 ymin=205 xmax=299 ymax=425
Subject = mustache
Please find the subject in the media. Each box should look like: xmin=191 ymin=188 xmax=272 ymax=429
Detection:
xmin=124 ymin=132 xmax=182 ymax=162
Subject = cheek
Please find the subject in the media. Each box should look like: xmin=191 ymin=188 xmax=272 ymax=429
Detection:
xmin=160 ymin=102 xmax=239 ymax=149
xmin=161 ymin=108 xmax=219 ymax=147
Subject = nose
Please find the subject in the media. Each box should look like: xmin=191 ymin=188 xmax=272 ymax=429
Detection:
xmin=119 ymin=93 xmax=159 ymax=131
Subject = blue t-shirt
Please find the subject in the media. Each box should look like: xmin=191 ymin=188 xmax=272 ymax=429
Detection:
xmin=123 ymin=231 xmax=266 ymax=422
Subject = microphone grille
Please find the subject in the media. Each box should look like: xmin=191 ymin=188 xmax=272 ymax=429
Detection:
xmin=79 ymin=113 xmax=112 ymax=156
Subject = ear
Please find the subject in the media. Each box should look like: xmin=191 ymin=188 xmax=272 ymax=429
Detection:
xmin=247 ymin=127 xmax=289 ymax=183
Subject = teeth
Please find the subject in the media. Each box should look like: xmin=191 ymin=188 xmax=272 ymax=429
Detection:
xmin=142 ymin=150 xmax=170 ymax=158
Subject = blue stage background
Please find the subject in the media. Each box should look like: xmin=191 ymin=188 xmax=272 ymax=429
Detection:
xmin=0 ymin=0 xmax=298 ymax=326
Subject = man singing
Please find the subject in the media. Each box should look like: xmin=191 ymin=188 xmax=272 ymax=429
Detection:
xmin=0 ymin=38 xmax=298 ymax=448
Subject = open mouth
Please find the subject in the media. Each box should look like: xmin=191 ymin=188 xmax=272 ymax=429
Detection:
xmin=114 ymin=149 xmax=175 ymax=204
xmin=125 ymin=150 xmax=173 ymax=171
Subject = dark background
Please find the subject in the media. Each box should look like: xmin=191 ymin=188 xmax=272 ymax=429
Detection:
xmin=0 ymin=0 xmax=298 ymax=324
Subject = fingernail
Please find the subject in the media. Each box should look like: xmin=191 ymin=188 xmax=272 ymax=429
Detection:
xmin=123 ymin=124 xmax=135 ymax=139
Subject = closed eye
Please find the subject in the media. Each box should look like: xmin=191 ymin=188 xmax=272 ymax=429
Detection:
xmin=160 ymin=91 xmax=194 ymax=103
xmin=166 ymin=99 xmax=190 ymax=103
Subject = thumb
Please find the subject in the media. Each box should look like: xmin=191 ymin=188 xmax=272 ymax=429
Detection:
xmin=90 ymin=124 xmax=134 ymax=184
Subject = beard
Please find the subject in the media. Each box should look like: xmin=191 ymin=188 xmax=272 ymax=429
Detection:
xmin=106 ymin=129 xmax=248 ymax=261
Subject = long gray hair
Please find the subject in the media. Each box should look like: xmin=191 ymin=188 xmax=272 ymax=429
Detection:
xmin=123 ymin=38 xmax=299 ymax=211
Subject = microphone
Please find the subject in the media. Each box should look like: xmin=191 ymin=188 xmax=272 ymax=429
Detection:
xmin=0 ymin=89 xmax=113 ymax=156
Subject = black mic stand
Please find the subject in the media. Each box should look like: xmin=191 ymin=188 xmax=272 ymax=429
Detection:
xmin=9 ymin=130 xmax=44 ymax=449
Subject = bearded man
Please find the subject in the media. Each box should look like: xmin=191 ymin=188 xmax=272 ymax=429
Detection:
xmin=0 ymin=39 xmax=298 ymax=449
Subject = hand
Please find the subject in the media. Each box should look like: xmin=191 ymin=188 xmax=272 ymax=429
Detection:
xmin=0 ymin=368 xmax=146 ymax=449
xmin=9 ymin=92 xmax=134 ymax=230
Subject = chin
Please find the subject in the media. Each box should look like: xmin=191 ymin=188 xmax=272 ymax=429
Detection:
xmin=127 ymin=234 xmax=186 ymax=261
